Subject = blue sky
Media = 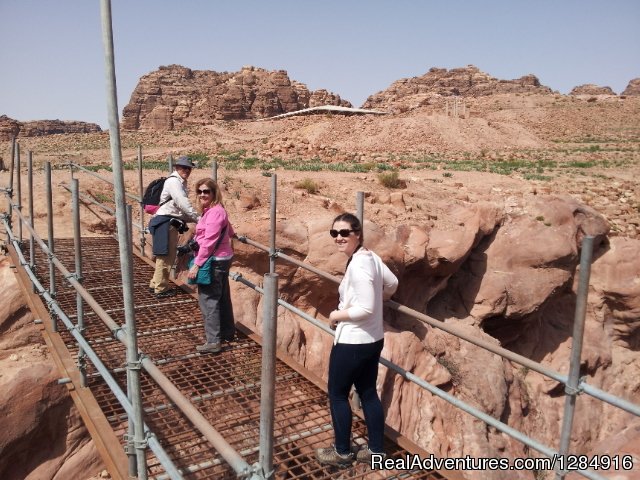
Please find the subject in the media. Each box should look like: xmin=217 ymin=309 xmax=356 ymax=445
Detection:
xmin=1 ymin=0 xmax=639 ymax=129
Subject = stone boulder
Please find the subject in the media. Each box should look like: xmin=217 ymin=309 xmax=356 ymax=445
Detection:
xmin=363 ymin=65 xmax=554 ymax=111
xmin=122 ymin=64 xmax=352 ymax=130
xmin=622 ymin=78 xmax=640 ymax=96
xmin=569 ymin=84 xmax=616 ymax=96
xmin=590 ymin=237 xmax=640 ymax=349
xmin=430 ymin=195 xmax=609 ymax=339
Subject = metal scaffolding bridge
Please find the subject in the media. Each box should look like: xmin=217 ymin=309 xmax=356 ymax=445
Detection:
xmin=2 ymin=1 xmax=638 ymax=479
xmin=8 ymin=235 xmax=450 ymax=480
xmin=3 ymin=154 xmax=639 ymax=480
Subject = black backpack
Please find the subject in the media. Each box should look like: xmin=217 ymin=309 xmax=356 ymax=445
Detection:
xmin=142 ymin=177 xmax=171 ymax=214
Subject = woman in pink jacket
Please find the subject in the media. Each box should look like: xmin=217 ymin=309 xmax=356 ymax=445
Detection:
xmin=187 ymin=178 xmax=235 ymax=354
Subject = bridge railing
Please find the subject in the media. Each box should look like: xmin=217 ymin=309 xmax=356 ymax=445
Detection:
xmin=1 ymin=177 xmax=259 ymax=479
xmin=7 ymin=142 xmax=638 ymax=480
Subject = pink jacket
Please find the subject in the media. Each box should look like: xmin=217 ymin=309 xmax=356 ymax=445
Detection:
xmin=193 ymin=204 xmax=235 ymax=266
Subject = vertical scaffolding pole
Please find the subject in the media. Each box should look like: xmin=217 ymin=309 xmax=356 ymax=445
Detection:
xmin=269 ymin=174 xmax=277 ymax=274
xmin=16 ymin=143 xmax=22 ymax=242
xmin=127 ymin=204 xmax=133 ymax=249
xmin=27 ymin=152 xmax=35 ymax=293
xmin=212 ymin=159 xmax=218 ymax=182
xmin=353 ymin=191 xmax=366 ymax=410
xmin=27 ymin=152 xmax=35 ymax=265
xmin=71 ymin=178 xmax=87 ymax=387
xmin=99 ymin=1 xmax=147 ymax=477
xmin=259 ymin=272 xmax=279 ymax=479
xmin=6 ymin=137 xmax=16 ymax=238
xmin=356 ymin=191 xmax=364 ymax=226
xmin=45 ymin=161 xmax=57 ymax=332
xmin=555 ymin=235 xmax=594 ymax=480
xmin=137 ymin=145 xmax=146 ymax=256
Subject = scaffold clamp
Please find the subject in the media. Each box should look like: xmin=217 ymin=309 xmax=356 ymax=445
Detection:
xmin=564 ymin=377 xmax=585 ymax=396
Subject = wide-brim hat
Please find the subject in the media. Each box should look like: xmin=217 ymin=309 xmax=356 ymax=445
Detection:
xmin=174 ymin=156 xmax=194 ymax=168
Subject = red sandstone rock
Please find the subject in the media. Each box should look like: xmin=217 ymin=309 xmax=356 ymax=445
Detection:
xmin=0 ymin=257 xmax=104 ymax=480
xmin=122 ymin=65 xmax=352 ymax=130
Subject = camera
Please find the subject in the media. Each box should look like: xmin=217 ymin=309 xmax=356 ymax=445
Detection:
xmin=169 ymin=218 xmax=189 ymax=234
xmin=177 ymin=239 xmax=199 ymax=256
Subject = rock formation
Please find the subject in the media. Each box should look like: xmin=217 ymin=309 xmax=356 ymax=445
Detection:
xmin=362 ymin=65 xmax=555 ymax=112
xmin=622 ymin=78 xmax=640 ymax=96
xmin=0 ymin=115 xmax=101 ymax=142
xmin=569 ymin=84 xmax=616 ymax=96
xmin=231 ymin=192 xmax=640 ymax=480
xmin=0 ymin=256 xmax=104 ymax=480
xmin=121 ymin=65 xmax=352 ymax=130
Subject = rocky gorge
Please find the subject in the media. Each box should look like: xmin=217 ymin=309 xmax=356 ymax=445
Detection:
xmin=1 ymin=64 xmax=639 ymax=479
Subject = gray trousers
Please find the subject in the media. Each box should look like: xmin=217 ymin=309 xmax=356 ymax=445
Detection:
xmin=197 ymin=259 xmax=235 ymax=344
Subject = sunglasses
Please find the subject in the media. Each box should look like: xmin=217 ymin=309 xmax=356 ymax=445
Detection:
xmin=197 ymin=188 xmax=211 ymax=194
xmin=329 ymin=229 xmax=358 ymax=238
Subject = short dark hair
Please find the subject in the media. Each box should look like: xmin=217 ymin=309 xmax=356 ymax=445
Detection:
xmin=332 ymin=212 xmax=363 ymax=245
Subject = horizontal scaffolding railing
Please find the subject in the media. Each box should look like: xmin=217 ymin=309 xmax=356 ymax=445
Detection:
xmin=238 ymin=235 xmax=640 ymax=417
xmin=1 ymin=200 xmax=257 ymax=479
xmin=8 ymin=148 xmax=637 ymax=480
xmin=230 ymin=269 xmax=614 ymax=479
xmin=233 ymin=231 xmax=637 ymax=480
xmin=1 ymin=213 xmax=182 ymax=480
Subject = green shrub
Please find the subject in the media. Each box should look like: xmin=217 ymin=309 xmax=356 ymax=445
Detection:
xmin=378 ymin=171 xmax=404 ymax=188
xmin=295 ymin=178 xmax=319 ymax=194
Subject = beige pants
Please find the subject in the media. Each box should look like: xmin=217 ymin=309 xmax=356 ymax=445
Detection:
xmin=149 ymin=227 xmax=178 ymax=293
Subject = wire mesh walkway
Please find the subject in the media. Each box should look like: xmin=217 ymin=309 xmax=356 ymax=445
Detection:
xmin=23 ymin=236 xmax=449 ymax=480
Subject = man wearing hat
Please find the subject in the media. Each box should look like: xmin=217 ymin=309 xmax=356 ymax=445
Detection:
xmin=148 ymin=156 xmax=200 ymax=298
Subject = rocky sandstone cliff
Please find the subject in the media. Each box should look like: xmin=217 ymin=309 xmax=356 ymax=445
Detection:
xmin=121 ymin=65 xmax=351 ymax=130
xmin=230 ymin=191 xmax=640 ymax=480
xmin=362 ymin=65 xmax=555 ymax=112
xmin=0 ymin=115 xmax=101 ymax=142
xmin=622 ymin=78 xmax=640 ymax=96
xmin=569 ymin=84 xmax=616 ymax=96
xmin=0 ymin=256 xmax=104 ymax=480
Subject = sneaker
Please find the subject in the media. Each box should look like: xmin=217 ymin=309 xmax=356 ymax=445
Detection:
xmin=356 ymin=446 xmax=386 ymax=465
xmin=316 ymin=445 xmax=354 ymax=467
xmin=196 ymin=342 xmax=221 ymax=354
xmin=155 ymin=289 xmax=176 ymax=298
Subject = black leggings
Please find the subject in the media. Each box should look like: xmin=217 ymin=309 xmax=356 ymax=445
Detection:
xmin=328 ymin=339 xmax=384 ymax=454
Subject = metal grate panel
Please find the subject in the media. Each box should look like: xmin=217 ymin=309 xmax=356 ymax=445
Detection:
xmin=24 ymin=238 xmax=447 ymax=479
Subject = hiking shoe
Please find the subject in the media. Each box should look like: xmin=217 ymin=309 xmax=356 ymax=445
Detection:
xmin=196 ymin=342 xmax=221 ymax=354
xmin=155 ymin=289 xmax=176 ymax=298
xmin=356 ymin=446 xmax=386 ymax=465
xmin=316 ymin=445 xmax=354 ymax=467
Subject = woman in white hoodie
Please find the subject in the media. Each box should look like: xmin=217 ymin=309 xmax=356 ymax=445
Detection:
xmin=316 ymin=213 xmax=398 ymax=467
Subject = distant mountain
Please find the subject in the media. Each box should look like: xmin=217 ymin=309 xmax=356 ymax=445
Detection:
xmin=362 ymin=65 xmax=555 ymax=112
xmin=0 ymin=115 xmax=101 ymax=141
